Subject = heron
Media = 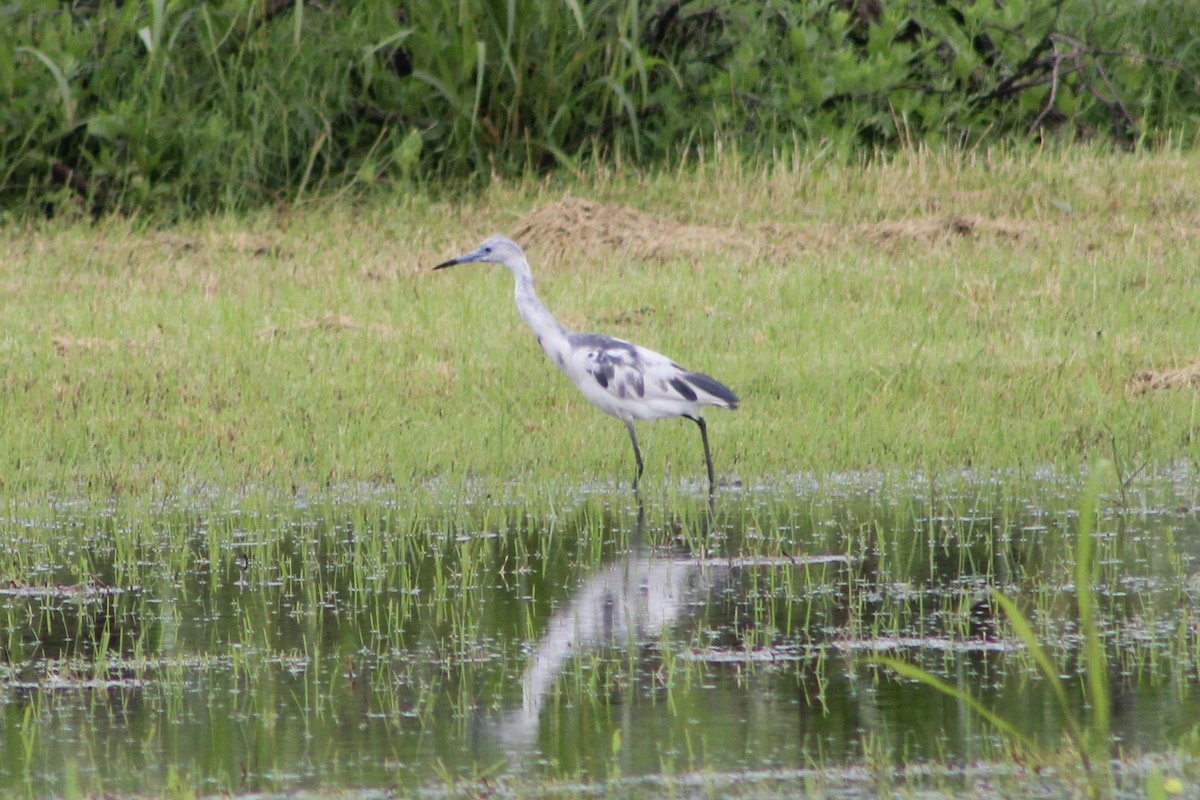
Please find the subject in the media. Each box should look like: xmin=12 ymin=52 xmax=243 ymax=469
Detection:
xmin=434 ymin=235 xmax=739 ymax=492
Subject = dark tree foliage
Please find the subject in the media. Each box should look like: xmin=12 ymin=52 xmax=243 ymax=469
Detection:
xmin=2 ymin=0 xmax=1197 ymax=216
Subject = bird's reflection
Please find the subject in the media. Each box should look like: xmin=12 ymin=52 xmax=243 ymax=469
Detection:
xmin=501 ymin=499 xmax=719 ymax=747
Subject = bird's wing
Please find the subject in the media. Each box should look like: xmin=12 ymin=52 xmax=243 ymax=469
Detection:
xmin=570 ymin=334 xmax=648 ymax=401
xmin=567 ymin=333 xmax=738 ymax=414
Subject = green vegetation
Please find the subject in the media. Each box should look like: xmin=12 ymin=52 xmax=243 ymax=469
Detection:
xmin=2 ymin=145 xmax=1198 ymax=498
xmin=4 ymin=0 xmax=1199 ymax=216
xmin=876 ymin=462 xmax=1119 ymax=795
xmin=5 ymin=4 xmax=1200 ymax=797
xmin=2 ymin=467 xmax=1197 ymax=796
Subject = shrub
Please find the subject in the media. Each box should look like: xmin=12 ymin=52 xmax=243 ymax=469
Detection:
xmin=2 ymin=0 xmax=1197 ymax=217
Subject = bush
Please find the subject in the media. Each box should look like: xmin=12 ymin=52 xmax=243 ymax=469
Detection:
xmin=2 ymin=0 xmax=1198 ymax=217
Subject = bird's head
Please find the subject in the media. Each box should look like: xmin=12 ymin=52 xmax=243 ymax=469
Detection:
xmin=434 ymin=235 xmax=526 ymax=271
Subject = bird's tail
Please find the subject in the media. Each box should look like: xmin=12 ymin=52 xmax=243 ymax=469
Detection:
xmin=686 ymin=371 xmax=739 ymax=410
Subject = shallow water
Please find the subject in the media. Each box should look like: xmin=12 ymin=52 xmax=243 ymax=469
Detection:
xmin=2 ymin=470 xmax=1199 ymax=796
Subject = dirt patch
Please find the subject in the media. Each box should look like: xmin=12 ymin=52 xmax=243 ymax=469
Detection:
xmin=510 ymin=198 xmax=1028 ymax=267
xmin=1131 ymin=361 xmax=1200 ymax=393
xmin=52 ymin=336 xmax=117 ymax=356
xmin=52 ymin=328 xmax=163 ymax=357
xmin=257 ymin=312 xmax=399 ymax=339
xmin=511 ymin=197 xmax=765 ymax=264
xmin=871 ymin=214 xmax=1027 ymax=242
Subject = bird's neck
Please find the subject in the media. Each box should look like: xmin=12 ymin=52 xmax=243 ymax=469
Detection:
xmin=511 ymin=260 xmax=571 ymax=355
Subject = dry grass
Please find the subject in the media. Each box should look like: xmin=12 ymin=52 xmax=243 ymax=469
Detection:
xmin=869 ymin=214 xmax=1028 ymax=242
xmin=1132 ymin=361 xmax=1200 ymax=393
xmin=52 ymin=329 xmax=166 ymax=358
xmin=257 ymin=312 xmax=402 ymax=340
xmin=510 ymin=196 xmax=1034 ymax=269
xmin=512 ymin=196 xmax=757 ymax=263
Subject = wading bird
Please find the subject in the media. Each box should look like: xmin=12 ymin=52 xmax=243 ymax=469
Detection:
xmin=434 ymin=235 xmax=738 ymax=492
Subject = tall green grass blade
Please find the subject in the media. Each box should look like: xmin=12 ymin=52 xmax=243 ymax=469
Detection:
xmin=875 ymin=461 xmax=1121 ymax=787
xmin=151 ymin=0 xmax=167 ymax=47
xmin=537 ymin=139 xmax=580 ymax=175
xmin=1076 ymin=460 xmax=1114 ymax=784
xmin=873 ymin=656 xmax=1038 ymax=753
xmin=412 ymin=71 xmax=463 ymax=112
xmin=561 ymin=0 xmax=586 ymax=34
xmin=988 ymin=590 xmax=1087 ymax=754
xmin=363 ymin=30 xmax=413 ymax=59
xmin=472 ymin=40 xmax=487 ymax=139
xmin=603 ymin=76 xmax=641 ymax=161
xmin=16 ymin=47 xmax=75 ymax=129
xmin=292 ymin=0 xmax=304 ymax=50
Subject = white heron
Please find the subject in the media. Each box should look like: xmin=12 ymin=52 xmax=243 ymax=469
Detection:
xmin=434 ymin=235 xmax=739 ymax=491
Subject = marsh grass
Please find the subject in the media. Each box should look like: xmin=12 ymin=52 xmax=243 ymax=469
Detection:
xmin=2 ymin=146 xmax=1199 ymax=499
xmin=873 ymin=460 xmax=1163 ymax=797
xmin=2 ymin=466 xmax=1198 ymax=795
xmin=3 ymin=146 xmax=1200 ymax=795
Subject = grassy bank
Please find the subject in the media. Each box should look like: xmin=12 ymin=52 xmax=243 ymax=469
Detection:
xmin=2 ymin=145 xmax=1198 ymax=498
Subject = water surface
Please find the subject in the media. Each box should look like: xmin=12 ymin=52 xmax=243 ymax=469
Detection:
xmin=2 ymin=470 xmax=1198 ymax=796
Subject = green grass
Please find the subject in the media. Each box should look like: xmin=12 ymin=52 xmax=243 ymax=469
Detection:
xmin=2 ymin=144 xmax=1199 ymax=499
xmin=5 ymin=143 xmax=1200 ymax=797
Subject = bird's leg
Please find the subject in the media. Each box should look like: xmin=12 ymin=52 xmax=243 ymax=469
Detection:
xmin=634 ymin=496 xmax=646 ymax=544
xmin=686 ymin=415 xmax=716 ymax=493
xmin=623 ymin=419 xmax=644 ymax=491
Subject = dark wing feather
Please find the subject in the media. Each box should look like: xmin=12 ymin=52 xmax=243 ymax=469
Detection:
xmin=683 ymin=371 xmax=739 ymax=409
xmin=668 ymin=376 xmax=697 ymax=401
xmin=571 ymin=334 xmax=646 ymax=400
